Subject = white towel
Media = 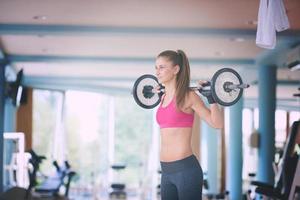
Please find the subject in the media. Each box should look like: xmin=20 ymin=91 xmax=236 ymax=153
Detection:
xmin=256 ymin=0 xmax=290 ymax=49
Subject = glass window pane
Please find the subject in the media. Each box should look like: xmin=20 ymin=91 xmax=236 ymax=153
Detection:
xmin=242 ymin=109 xmax=258 ymax=187
xmin=243 ymin=108 xmax=253 ymax=134
xmin=254 ymin=108 xmax=259 ymax=130
xmin=290 ymin=111 xmax=300 ymax=127
xmin=275 ymin=110 xmax=287 ymax=147
xmin=114 ymin=95 xmax=153 ymax=187
xmin=64 ymin=91 xmax=109 ymax=185
xmin=32 ymin=90 xmax=62 ymax=171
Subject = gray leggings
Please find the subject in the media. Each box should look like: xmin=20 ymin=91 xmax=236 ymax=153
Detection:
xmin=160 ymin=155 xmax=203 ymax=200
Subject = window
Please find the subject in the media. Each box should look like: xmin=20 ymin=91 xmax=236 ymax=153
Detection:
xmin=242 ymin=109 xmax=257 ymax=184
xmin=275 ymin=110 xmax=287 ymax=148
xmin=114 ymin=95 xmax=153 ymax=187
xmin=289 ymin=111 xmax=300 ymax=127
xmin=32 ymin=90 xmax=63 ymax=171
xmin=64 ymin=91 xmax=110 ymax=186
xmin=253 ymin=108 xmax=259 ymax=130
xmin=33 ymin=90 xmax=154 ymax=198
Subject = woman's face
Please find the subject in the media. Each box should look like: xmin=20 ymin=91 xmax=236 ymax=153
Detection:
xmin=155 ymin=56 xmax=179 ymax=84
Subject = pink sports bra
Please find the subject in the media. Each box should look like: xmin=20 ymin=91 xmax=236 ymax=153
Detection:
xmin=156 ymin=96 xmax=194 ymax=128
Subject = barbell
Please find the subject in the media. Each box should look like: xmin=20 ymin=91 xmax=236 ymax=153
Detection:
xmin=132 ymin=68 xmax=249 ymax=109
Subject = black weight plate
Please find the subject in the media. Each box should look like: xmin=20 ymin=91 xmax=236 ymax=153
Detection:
xmin=132 ymin=74 xmax=161 ymax=109
xmin=211 ymin=68 xmax=243 ymax=106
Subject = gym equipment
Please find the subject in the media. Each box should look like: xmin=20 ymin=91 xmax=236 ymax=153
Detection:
xmin=27 ymin=150 xmax=76 ymax=198
xmin=202 ymin=172 xmax=229 ymax=200
xmin=132 ymin=68 xmax=249 ymax=109
xmin=27 ymin=149 xmax=46 ymax=197
xmin=0 ymin=132 xmax=31 ymax=200
xmin=245 ymin=173 xmax=257 ymax=200
xmin=251 ymin=120 xmax=300 ymax=200
xmin=109 ymin=164 xmax=127 ymax=199
xmin=132 ymin=74 xmax=163 ymax=109
xmin=0 ymin=149 xmax=76 ymax=200
xmin=156 ymin=169 xmax=162 ymax=197
xmin=288 ymin=155 xmax=300 ymax=200
xmin=3 ymin=132 xmax=28 ymax=188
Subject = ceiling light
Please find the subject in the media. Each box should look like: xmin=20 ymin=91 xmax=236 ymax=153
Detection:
xmin=246 ymin=20 xmax=258 ymax=26
xmin=214 ymin=51 xmax=223 ymax=56
xmin=286 ymin=45 xmax=300 ymax=71
xmin=229 ymin=37 xmax=245 ymax=42
xmin=33 ymin=15 xmax=47 ymax=20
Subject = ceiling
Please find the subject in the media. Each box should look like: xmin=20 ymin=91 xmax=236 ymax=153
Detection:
xmin=0 ymin=0 xmax=299 ymax=109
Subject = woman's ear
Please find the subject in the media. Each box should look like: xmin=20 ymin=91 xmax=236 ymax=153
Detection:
xmin=174 ymin=65 xmax=180 ymax=75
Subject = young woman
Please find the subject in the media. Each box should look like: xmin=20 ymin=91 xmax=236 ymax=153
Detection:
xmin=155 ymin=50 xmax=224 ymax=200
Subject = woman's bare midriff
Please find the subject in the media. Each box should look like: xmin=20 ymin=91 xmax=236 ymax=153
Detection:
xmin=160 ymin=127 xmax=193 ymax=162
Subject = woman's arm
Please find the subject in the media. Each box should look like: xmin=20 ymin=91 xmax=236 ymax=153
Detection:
xmin=190 ymin=91 xmax=224 ymax=129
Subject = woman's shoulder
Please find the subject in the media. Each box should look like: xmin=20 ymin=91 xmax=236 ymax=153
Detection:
xmin=187 ymin=90 xmax=199 ymax=99
xmin=185 ymin=90 xmax=206 ymax=111
xmin=186 ymin=90 xmax=202 ymax=104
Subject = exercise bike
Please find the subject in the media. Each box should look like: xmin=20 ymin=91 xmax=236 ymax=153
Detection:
xmin=28 ymin=150 xmax=76 ymax=198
